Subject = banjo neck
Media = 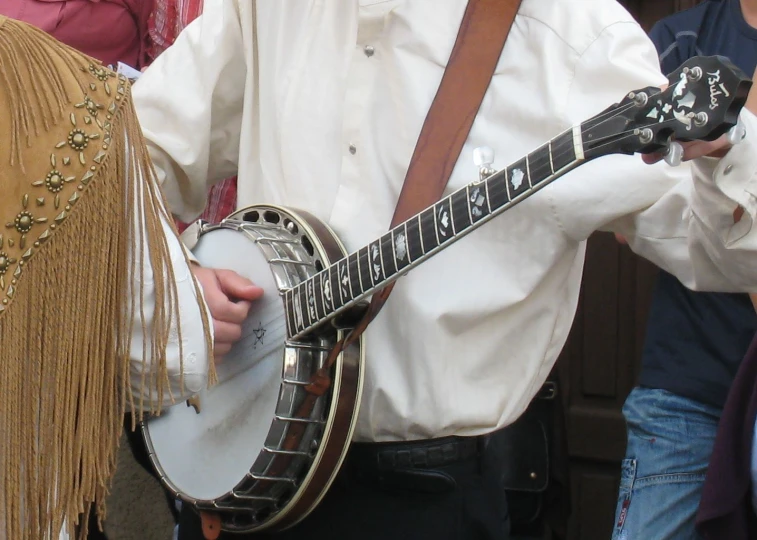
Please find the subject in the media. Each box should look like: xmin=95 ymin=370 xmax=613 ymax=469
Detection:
xmin=283 ymin=54 xmax=752 ymax=340
xmin=284 ymin=126 xmax=583 ymax=340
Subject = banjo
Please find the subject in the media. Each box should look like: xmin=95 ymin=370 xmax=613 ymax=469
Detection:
xmin=142 ymin=56 xmax=750 ymax=534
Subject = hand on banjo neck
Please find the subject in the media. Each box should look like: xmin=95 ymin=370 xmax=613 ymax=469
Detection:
xmin=614 ymin=64 xmax=757 ymax=247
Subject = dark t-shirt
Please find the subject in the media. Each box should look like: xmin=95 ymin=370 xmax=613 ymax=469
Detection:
xmin=639 ymin=0 xmax=757 ymax=409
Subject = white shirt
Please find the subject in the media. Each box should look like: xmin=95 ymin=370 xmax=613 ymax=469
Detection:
xmin=133 ymin=0 xmax=757 ymax=442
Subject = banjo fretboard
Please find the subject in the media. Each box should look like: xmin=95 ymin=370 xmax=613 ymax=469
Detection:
xmin=284 ymin=126 xmax=581 ymax=339
xmin=276 ymin=56 xmax=751 ymax=340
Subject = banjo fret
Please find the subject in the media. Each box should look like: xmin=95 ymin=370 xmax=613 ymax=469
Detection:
xmin=347 ymin=252 xmax=363 ymax=297
xmin=449 ymin=188 xmax=471 ymax=233
xmin=311 ymin=275 xmax=326 ymax=323
xmin=530 ymin=142 xmax=554 ymax=187
xmin=329 ymin=262 xmax=343 ymax=310
xmin=419 ymin=207 xmax=437 ymax=256
xmin=482 ymin=176 xmax=493 ymax=216
xmin=284 ymin=289 xmax=297 ymax=335
xmin=486 ymin=160 xmax=509 ymax=211
xmin=368 ymin=239 xmax=385 ymax=285
xmin=405 ymin=215 xmax=424 ymax=262
xmin=506 ymin=156 xmax=530 ymax=199
xmin=433 ymin=198 xmax=454 ymax=243
xmin=306 ymin=279 xmax=318 ymax=322
xmin=357 ymin=246 xmax=374 ymax=291
xmin=379 ymin=232 xmax=397 ymax=277
xmin=337 ymin=258 xmax=351 ymax=303
xmin=393 ymin=223 xmax=411 ymax=270
xmin=297 ymin=280 xmax=311 ymax=333
xmin=468 ymin=183 xmax=490 ymax=223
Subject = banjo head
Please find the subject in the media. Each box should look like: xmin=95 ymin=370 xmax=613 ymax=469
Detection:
xmin=142 ymin=206 xmax=364 ymax=533
xmin=145 ymin=227 xmax=285 ymax=501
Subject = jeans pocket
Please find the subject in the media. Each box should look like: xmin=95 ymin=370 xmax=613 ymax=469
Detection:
xmin=612 ymin=458 xmax=637 ymax=540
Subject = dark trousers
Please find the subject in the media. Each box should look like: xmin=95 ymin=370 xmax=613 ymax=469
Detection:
xmin=178 ymin=436 xmax=511 ymax=540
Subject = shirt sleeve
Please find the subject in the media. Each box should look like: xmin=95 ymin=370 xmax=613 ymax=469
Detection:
xmin=132 ymin=0 xmax=246 ymax=223
xmin=126 ymin=136 xmax=212 ymax=409
xmin=551 ymin=20 xmax=757 ymax=292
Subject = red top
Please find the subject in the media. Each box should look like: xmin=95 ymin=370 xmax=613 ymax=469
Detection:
xmin=148 ymin=0 xmax=202 ymax=57
xmin=0 ymin=0 xmax=154 ymax=69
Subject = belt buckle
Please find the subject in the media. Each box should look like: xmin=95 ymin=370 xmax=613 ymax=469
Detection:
xmin=537 ymin=381 xmax=557 ymax=400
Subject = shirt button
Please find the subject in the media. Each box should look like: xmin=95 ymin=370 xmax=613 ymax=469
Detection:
xmin=364 ymin=45 xmax=375 ymax=57
xmin=724 ymin=164 xmax=733 ymax=175
xmin=349 ymin=144 xmax=357 ymax=155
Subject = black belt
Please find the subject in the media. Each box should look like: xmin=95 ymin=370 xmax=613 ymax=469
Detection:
xmin=348 ymin=380 xmax=556 ymax=472
xmin=344 ymin=436 xmax=485 ymax=494
xmin=349 ymin=435 xmax=484 ymax=471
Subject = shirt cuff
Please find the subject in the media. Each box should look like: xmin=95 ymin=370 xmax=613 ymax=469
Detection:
xmin=692 ymin=109 xmax=757 ymax=246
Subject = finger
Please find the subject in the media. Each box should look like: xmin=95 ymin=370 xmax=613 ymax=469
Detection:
xmin=216 ymin=270 xmax=265 ymax=302
xmin=680 ymin=135 xmax=731 ymax=161
xmin=213 ymin=319 xmax=243 ymax=344
xmin=204 ymin=292 xmax=248 ymax=324
xmin=213 ymin=298 xmax=252 ymax=324
xmin=642 ymin=135 xmax=731 ymax=165
xmin=214 ymin=343 xmax=232 ymax=360
xmin=193 ymin=266 xmax=255 ymax=323
xmin=642 ymin=152 xmax=663 ymax=165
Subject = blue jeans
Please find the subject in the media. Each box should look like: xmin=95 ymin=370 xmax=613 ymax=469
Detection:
xmin=612 ymin=387 xmax=721 ymax=540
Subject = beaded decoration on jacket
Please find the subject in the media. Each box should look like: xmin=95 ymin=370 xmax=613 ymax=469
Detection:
xmin=0 ymin=15 xmax=212 ymax=540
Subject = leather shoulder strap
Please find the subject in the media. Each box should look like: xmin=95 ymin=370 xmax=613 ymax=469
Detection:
xmin=355 ymin=0 xmax=523 ymax=337
xmin=391 ymin=0 xmax=522 ymax=225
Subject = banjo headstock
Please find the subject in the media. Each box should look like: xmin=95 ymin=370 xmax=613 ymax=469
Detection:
xmin=580 ymin=55 xmax=752 ymax=161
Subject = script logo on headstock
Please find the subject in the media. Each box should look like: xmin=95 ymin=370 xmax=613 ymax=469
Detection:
xmin=707 ymin=69 xmax=731 ymax=110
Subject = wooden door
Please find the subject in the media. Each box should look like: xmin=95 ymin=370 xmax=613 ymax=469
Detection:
xmin=558 ymin=234 xmax=657 ymax=540
xmin=557 ymin=2 xmax=702 ymax=539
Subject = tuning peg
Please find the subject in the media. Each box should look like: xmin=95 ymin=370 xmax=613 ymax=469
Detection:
xmin=682 ymin=66 xmax=703 ymax=82
xmin=727 ymin=118 xmax=746 ymax=146
xmin=664 ymin=141 xmax=684 ymax=167
xmin=473 ymin=146 xmax=494 ymax=168
xmin=473 ymin=146 xmax=496 ymax=181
